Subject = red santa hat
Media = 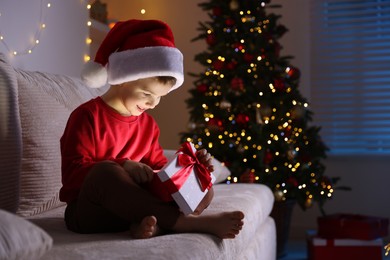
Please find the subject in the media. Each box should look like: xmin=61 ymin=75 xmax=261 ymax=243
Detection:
xmin=81 ymin=19 xmax=184 ymax=91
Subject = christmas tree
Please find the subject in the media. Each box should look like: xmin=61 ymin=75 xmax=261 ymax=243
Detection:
xmin=180 ymin=0 xmax=343 ymax=213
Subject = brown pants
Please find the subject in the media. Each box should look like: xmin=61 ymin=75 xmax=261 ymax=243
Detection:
xmin=64 ymin=160 xmax=180 ymax=234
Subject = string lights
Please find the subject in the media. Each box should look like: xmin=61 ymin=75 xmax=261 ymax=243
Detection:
xmin=0 ymin=0 xmax=51 ymax=56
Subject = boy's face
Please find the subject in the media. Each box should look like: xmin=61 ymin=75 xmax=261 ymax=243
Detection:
xmin=118 ymin=78 xmax=173 ymax=116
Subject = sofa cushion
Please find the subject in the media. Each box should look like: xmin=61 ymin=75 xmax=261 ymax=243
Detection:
xmin=13 ymin=65 xmax=106 ymax=217
xmin=0 ymin=209 xmax=53 ymax=260
xmin=0 ymin=54 xmax=21 ymax=213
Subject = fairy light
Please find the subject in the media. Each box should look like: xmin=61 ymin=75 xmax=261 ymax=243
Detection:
xmin=0 ymin=0 xmax=52 ymax=56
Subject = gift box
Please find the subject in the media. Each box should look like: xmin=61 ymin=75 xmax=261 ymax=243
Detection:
xmin=157 ymin=142 xmax=215 ymax=215
xmin=307 ymin=230 xmax=383 ymax=260
xmin=317 ymin=213 xmax=389 ymax=240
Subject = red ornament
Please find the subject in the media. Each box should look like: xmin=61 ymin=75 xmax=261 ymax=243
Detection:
xmin=206 ymin=34 xmax=216 ymax=46
xmin=235 ymin=113 xmax=249 ymax=126
xmin=196 ymin=83 xmax=208 ymax=93
xmin=212 ymin=60 xmax=224 ymax=70
xmin=225 ymin=18 xmax=235 ymax=27
xmin=274 ymin=78 xmax=286 ymax=91
xmin=284 ymin=126 xmax=292 ymax=138
xmin=233 ymin=43 xmax=244 ymax=52
xmin=239 ymin=169 xmax=256 ymax=183
xmin=207 ymin=118 xmax=223 ymax=130
xmin=226 ymin=60 xmax=238 ymax=70
xmin=230 ymin=77 xmax=244 ymax=91
xmin=287 ymin=66 xmax=301 ymax=80
xmin=243 ymin=53 xmax=254 ymax=62
xmin=287 ymin=176 xmax=299 ymax=187
xmin=263 ymin=150 xmax=273 ymax=164
xmin=213 ymin=7 xmax=222 ymax=16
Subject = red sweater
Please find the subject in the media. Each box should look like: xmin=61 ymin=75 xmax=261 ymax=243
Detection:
xmin=59 ymin=97 xmax=167 ymax=203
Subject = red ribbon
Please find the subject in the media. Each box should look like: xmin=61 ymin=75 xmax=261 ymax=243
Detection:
xmin=165 ymin=142 xmax=212 ymax=194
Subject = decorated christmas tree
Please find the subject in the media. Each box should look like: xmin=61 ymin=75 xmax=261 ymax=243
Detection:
xmin=180 ymin=0 xmax=343 ymax=213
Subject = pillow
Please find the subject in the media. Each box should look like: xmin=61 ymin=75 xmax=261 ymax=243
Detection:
xmin=163 ymin=149 xmax=230 ymax=183
xmin=0 ymin=209 xmax=52 ymax=260
xmin=0 ymin=54 xmax=21 ymax=213
xmin=15 ymin=68 xmax=106 ymax=217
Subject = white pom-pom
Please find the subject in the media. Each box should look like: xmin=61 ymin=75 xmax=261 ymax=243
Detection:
xmin=81 ymin=61 xmax=108 ymax=88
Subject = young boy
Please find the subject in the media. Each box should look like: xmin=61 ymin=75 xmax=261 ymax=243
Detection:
xmin=60 ymin=19 xmax=244 ymax=239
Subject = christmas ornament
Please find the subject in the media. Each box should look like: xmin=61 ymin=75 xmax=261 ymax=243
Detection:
xmin=259 ymin=106 xmax=272 ymax=118
xmin=212 ymin=6 xmax=222 ymax=16
xmin=235 ymin=113 xmax=250 ymax=126
xmin=230 ymin=77 xmax=244 ymax=91
xmin=226 ymin=60 xmax=238 ymax=70
xmin=263 ymin=150 xmax=273 ymax=164
xmin=274 ymin=190 xmax=285 ymax=201
xmin=225 ymin=18 xmax=235 ymax=27
xmin=287 ymin=149 xmax=296 ymax=160
xmin=286 ymin=66 xmax=301 ymax=80
xmin=291 ymin=106 xmax=305 ymax=119
xmin=233 ymin=43 xmax=245 ymax=52
xmin=229 ymin=0 xmax=239 ymax=11
xmin=304 ymin=198 xmax=313 ymax=208
xmin=287 ymin=176 xmax=298 ymax=187
xmin=207 ymin=118 xmax=223 ymax=131
xmin=255 ymin=108 xmax=264 ymax=124
xmin=206 ymin=34 xmax=216 ymax=46
xmin=243 ymin=53 xmax=254 ymax=62
xmin=274 ymin=78 xmax=286 ymax=91
xmin=212 ymin=60 xmax=225 ymax=70
xmin=220 ymin=99 xmax=232 ymax=110
xmin=196 ymin=83 xmax=208 ymax=93
xmin=239 ymin=169 xmax=256 ymax=183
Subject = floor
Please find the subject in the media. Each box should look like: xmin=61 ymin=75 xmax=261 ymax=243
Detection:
xmin=279 ymin=240 xmax=307 ymax=260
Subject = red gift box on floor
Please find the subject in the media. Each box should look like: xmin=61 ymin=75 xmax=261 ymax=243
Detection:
xmin=307 ymin=230 xmax=383 ymax=260
xmin=317 ymin=213 xmax=389 ymax=240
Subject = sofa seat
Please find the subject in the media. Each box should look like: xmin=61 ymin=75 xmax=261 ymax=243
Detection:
xmin=29 ymin=184 xmax=275 ymax=260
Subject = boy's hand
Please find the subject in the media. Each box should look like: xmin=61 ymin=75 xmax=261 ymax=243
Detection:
xmin=196 ymin=149 xmax=214 ymax=172
xmin=123 ymin=160 xmax=154 ymax=183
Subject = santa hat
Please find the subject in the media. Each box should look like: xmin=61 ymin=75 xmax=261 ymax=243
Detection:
xmin=81 ymin=19 xmax=184 ymax=91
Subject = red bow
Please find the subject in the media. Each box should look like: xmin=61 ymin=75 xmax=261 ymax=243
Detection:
xmin=169 ymin=142 xmax=212 ymax=192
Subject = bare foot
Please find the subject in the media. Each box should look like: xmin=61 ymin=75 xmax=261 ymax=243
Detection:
xmin=173 ymin=211 xmax=245 ymax=239
xmin=130 ymin=216 xmax=159 ymax=239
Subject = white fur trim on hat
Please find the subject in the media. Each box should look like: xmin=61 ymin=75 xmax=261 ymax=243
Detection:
xmin=81 ymin=61 xmax=108 ymax=88
xmin=108 ymin=46 xmax=184 ymax=92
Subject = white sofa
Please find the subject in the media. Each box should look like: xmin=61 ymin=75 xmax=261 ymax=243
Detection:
xmin=0 ymin=53 xmax=276 ymax=260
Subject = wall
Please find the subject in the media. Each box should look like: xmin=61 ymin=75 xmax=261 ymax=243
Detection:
xmin=0 ymin=0 xmax=88 ymax=77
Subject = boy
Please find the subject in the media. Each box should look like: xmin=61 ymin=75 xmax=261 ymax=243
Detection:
xmin=60 ymin=19 xmax=244 ymax=239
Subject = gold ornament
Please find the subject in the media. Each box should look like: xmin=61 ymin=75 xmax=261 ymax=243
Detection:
xmin=274 ymin=190 xmax=284 ymax=201
xmin=304 ymin=198 xmax=313 ymax=209
xmin=256 ymin=108 xmax=264 ymax=124
xmin=229 ymin=0 xmax=239 ymax=10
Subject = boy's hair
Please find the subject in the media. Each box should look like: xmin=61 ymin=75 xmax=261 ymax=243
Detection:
xmin=156 ymin=76 xmax=177 ymax=86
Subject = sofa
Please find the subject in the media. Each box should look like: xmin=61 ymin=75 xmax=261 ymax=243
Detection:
xmin=0 ymin=52 xmax=276 ymax=260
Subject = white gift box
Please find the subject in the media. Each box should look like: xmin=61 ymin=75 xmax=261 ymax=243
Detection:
xmin=158 ymin=144 xmax=215 ymax=215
